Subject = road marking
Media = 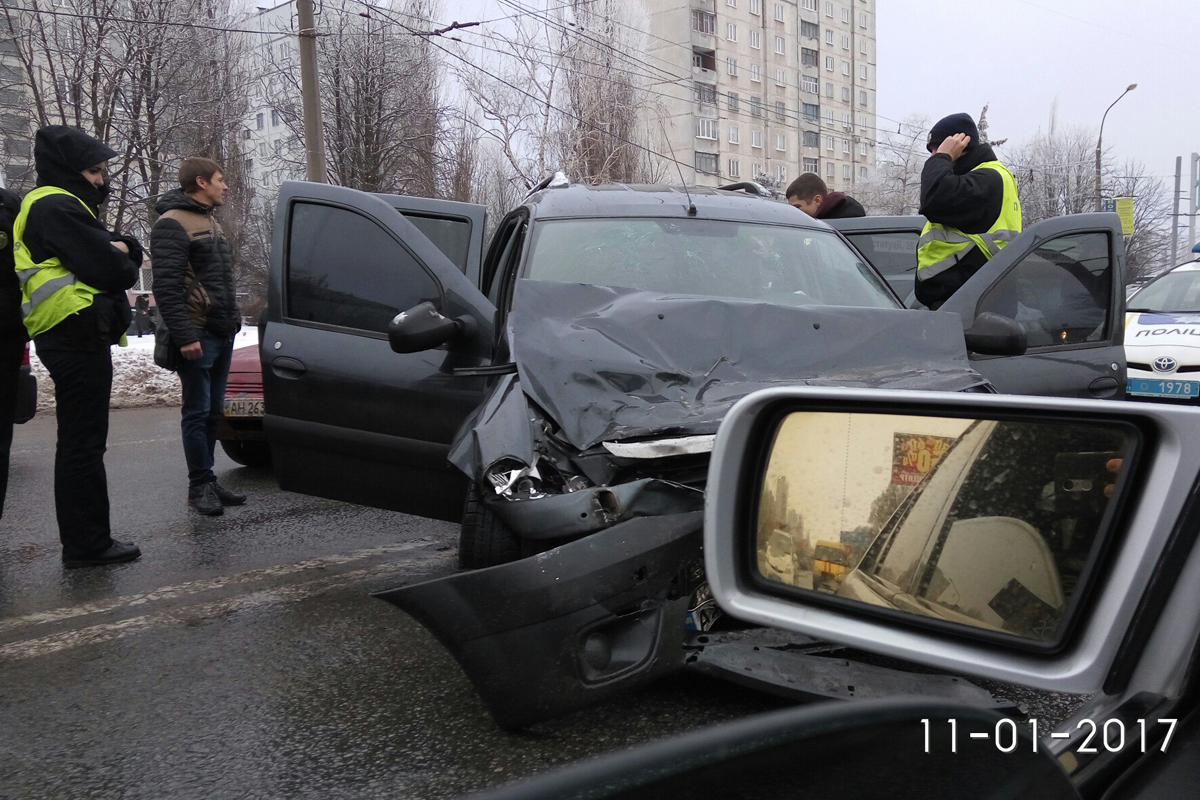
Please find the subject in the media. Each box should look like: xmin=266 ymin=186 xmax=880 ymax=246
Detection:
xmin=0 ymin=542 xmax=433 ymax=635
xmin=0 ymin=556 xmax=451 ymax=662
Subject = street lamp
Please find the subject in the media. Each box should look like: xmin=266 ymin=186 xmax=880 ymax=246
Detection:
xmin=1095 ymin=83 xmax=1137 ymax=211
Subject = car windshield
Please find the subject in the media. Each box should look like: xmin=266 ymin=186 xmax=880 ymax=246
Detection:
xmin=524 ymin=218 xmax=899 ymax=309
xmin=1128 ymin=269 xmax=1200 ymax=312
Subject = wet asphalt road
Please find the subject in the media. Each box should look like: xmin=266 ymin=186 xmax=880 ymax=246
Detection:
xmin=0 ymin=406 xmax=783 ymax=799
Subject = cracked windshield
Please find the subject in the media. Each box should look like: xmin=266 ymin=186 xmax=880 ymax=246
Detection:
xmin=526 ymin=218 xmax=897 ymax=308
xmin=757 ymin=412 xmax=1130 ymax=641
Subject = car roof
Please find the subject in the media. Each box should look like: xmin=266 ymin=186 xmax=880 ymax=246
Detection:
xmin=524 ymin=183 xmax=833 ymax=229
xmin=1168 ymin=260 xmax=1200 ymax=273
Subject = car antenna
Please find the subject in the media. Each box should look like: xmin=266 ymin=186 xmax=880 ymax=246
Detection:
xmin=658 ymin=117 xmax=697 ymax=217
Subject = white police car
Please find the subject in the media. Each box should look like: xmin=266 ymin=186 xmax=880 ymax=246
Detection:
xmin=1125 ymin=259 xmax=1200 ymax=401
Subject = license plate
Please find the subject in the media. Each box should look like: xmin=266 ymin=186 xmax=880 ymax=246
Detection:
xmin=1128 ymin=378 xmax=1200 ymax=398
xmin=224 ymin=398 xmax=264 ymax=417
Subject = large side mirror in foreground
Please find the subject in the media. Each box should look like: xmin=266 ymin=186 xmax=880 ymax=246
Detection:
xmin=389 ymin=301 xmax=472 ymax=353
xmin=965 ymin=311 xmax=1027 ymax=356
xmin=705 ymin=388 xmax=1200 ymax=696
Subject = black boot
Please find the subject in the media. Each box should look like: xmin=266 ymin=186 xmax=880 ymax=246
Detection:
xmin=188 ymin=483 xmax=224 ymax=516
xmin=63 ymin=540 xmax=142 ymax=568
xmin=212 ymin=481 xmax=246 ymax=507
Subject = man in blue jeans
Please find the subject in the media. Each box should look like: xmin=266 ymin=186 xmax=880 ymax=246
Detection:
xmin=151 ymin=157 xmax=246 ymax=515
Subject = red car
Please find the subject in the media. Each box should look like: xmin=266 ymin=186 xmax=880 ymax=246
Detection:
xmin=218 ymin=344 xmax=269 ymax=466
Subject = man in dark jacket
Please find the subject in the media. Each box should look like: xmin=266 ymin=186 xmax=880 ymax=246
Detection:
xmin=0 ymin=187 xmax=23 ymax=518
xmin=785 ymin=173 xmax=867 ymax=220
xmin=16 ymin=125 xmax=142 ymax=566
xmin=151 ymin=157 xmax=244 ymax=515
xmin=915 ymin=113 xmax=1022 ymax=309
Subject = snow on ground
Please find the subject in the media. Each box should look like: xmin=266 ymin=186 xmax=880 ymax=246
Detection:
xmin=30 ymin=327 xmax=260 ymax=412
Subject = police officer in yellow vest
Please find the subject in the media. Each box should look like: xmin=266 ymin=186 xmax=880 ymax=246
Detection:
xmin=15 ymin=126 xmax=143 ymax=567
xmin=916 ymin=113 xmax=1022 ymax=309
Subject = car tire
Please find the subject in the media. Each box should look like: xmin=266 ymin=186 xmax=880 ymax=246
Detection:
xmin=458 ymin=482 xmax=521 ymax=570
xmin=219 ymin=439 xmax=272 ymax=468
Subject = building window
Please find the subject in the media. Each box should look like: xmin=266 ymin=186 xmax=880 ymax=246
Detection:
xmin=860 ymin=37 xmax=868 ymax=53
xmin=693 ymin=47 xmax=716 ymax=70
xmin=258 ymin=141 xmax=267 ymax=157
xmin=728 ymin=91 xmax=740 ymax=111
xmin=841 ymin=7 xmax=850 ymax=22
xmin=729 ymin=125 xmax=740 ymax=144
xmin=774 ymin=3 xmax=784 ymax=22
xmin=242 ymin=129 xmax=252 ymax=140
xmin=271 ymin=110 xmax=280 ymax=126
xmin=859 ymin=141 xmax=868 ymax=156
xmin=802 ymin=75 xmax=819 ymax=94
xmin=843 ymin=164 xmax=852 ymax=180
xmin=775 ymin=100 xmax=786 ymax=120
xmin=841 ymin=34 xmax=850 ymax=49
xmin=859 ymin=64 xmax=868 ymax=80
xmin=256 ymin=112 xmax=264 ymax=130
xmin=802 ymin=102 xmax=820 ymax=121
xmin=840 ymin=61 xmax=849 ymax=75
xmin=825 ymin=109 xmax=835 ymax=123
xmin=803 ymin=0 xmax=816 ymax=11
xmin=859 ymin=90 xmax=868 ymax=106
xmin=824 ymin=2 xmax=833 ymax=17
xmin=727 ymin=57 xmax=738 ymax=76
xmin=750 ymin=63 xmax=761 ymax=82
xmin=751 ymin=129 xmax=763 ymax=149
xmin=726 ymin=0 xmax=736 ymax=6
xmin=750 ymin=0 xmax=761 ymax=14
xmin=859 ymin=11 xmax=868 ymax=27
xmin=803 ymin=156 xmax=819 ymax=172
xmin=803 ymin=131 xmax=820 ymax=147
xmin=826 ymin=161 xmax=835 ymax=177
xmin=694 ymin=82 xmax=717 ymax=104
xmin=778 ymin=165 xmax=787 ymax=181
xmin=825 ymin=29 xmax=834 ymax=45
xmin=750 ymin=95 xmax=763 ymax=116
xmin=842 ymin=86 xmax=850 ymax=101
xmin=776 ymin=133 xmax=787 ymax=151
xmin=775 ymin=68 xmax=785 ymax=86
xmin=842 ymin=137 xmax=850 ymax=153
xmin=859 ymin=166 xmax=868 ymax=179
xmin=753 ymin=163 xmax=762 ymax=178
xmin=825 ymin=135 xmax=834 ymax=151
xmin=825 ymin=81 xmax=834 ymax=97
xmin=842 ymin=112 xmax=851 ymax=126
xmin=801 ymin=47 xmax=818 ymax=66
xmin=750 ymin=29 xmax=761 ymax=49
xmin=692 ymin=10 xmax=716 ymax=34
xmin=802 ymin=20 xmax=819 ymax=39
xmin=729 ymin=159 xmax=741 ymax=177
xmin=824 ymin=56 xmax=834 ymax=71
xmin=726 ymin=23 xmax=738 ymax=41
xmin=775 ymin=35 xmax=785 ymax=55
xmin=695 ymin=152 xmax=719 ymax=174
xmin=696 ymin=118 xmax=719 ymax=140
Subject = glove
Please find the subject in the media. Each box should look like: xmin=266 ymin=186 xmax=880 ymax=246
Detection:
xmin=113 ymin=233 xmax=144 ymax=267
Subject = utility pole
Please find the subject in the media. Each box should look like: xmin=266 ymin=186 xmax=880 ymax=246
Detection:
xmin=1171 ymin=156 xmax=1182 ymax=268
xmin=1190 ymin=152 xmax=1198 ymax=253
xmin=297 ymin=0 xmax=328 ymax=183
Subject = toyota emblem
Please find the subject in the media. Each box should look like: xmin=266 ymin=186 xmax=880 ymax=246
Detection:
xmin=1153 ymin=356 xmax=1178 ymax=373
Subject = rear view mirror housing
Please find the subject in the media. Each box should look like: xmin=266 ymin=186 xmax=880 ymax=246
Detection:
xmin=388 ymin=301 xmax=472 ymax=353
xmin=965 ymin=312 xmax=1027 ymax=356
xmin=703 ymin=388 xmax=1200 ymax=696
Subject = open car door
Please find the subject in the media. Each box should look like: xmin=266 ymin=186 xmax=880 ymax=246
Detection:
xmin=827 ymin=215 xmax=925 ymax=306
xmin=261 ymin=181 xmax=495 ymax=521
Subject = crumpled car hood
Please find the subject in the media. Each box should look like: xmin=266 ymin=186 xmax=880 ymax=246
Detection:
xmin=507 ymin=280 xmax=985 ymax=451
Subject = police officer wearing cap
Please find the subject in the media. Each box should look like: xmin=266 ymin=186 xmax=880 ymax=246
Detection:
xmin=916 ymin=113 xmax=1022 ymax=309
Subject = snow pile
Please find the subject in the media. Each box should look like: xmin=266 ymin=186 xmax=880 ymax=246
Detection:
xmin=30 ymin=328 xmax=260 ymax=412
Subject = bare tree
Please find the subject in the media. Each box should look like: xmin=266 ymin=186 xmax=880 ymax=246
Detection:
xmin=856 ymin=114 xmax=929 ymax=215
xmin=1111 ymin=160 xmax=1175 ymax=282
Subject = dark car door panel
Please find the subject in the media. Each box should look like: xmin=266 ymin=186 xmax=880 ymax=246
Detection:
xmin=262 ymin=182 xmax=494 ymax=521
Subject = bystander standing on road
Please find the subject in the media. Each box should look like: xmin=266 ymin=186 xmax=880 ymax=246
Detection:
xmin=151 ymin=158 xmax=245 ymax=516
xmin=785 ymin=174 xmax=867 ymax=220
xmin=15 ymin=125 xmax=142 ymax=566
xmin=0 ymin=186 xmax=23 ymax=518
xmin=133 ymin=293 xmax=151 ymax=336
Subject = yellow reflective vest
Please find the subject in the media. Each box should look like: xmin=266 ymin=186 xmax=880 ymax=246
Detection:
xmin=916 ymin=160 xmax=1022 ymax=282
xmin=13 ymin=186 xmax=113 ymax=340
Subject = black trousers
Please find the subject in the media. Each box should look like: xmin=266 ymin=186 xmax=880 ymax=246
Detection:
xmin=36 ymin=346 xmax=114 ymax=558
xmin=0 ymin=332 xmax=23 ymax=518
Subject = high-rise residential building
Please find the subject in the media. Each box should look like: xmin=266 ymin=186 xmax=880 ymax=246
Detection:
xmin=646 ymin=0 xmax=876 ymax=190
xmin=243 ymin=1 xmax=303 ymax=206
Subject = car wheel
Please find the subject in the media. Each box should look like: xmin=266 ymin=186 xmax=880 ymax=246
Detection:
xmin=458 ymin=482 xmax=521 ymax=570
xmin=219 ymin=439 xmax=272 ymax=468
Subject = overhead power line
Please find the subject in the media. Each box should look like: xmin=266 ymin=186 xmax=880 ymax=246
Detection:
xmin=1 ymin=3 xmax=311 ymax=37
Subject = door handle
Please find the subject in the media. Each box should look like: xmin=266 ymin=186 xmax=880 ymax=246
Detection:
xmin=271 ymin=356 xmax=306 ymax=379
xmin=1088 ymin=376 xmax=1120 ymax=398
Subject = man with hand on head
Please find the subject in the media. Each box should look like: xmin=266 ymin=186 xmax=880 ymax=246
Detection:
xmin=15 ymin=125 xmax=142 ymax=567
xmin=916 ymin=112 xmax=1022 ymax=309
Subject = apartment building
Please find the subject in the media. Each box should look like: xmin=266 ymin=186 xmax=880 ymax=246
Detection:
xmin=243 ymin=2 xmax=303 ymax=206
xmin=647 ymin=0 xmax=876 ymax=190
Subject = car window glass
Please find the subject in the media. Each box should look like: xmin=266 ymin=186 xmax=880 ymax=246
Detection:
xmin=976 ymin=233 xmax=1111 ymax=348
xmin=844 ymin=231 xmax=918 ymax=300
xmin=400 ymin=213 xmax=471 ymax=274
xmin=287 ymin=202 xmax=440 ymax=334
xmin=1128 ymin=269 xmax=1200 ymax=312
xmin=524 ymin=219 xmax=897 ymax=310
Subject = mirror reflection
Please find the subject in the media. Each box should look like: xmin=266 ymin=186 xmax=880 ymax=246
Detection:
xmin=756 ymin=412 xmax=1130 ymax=641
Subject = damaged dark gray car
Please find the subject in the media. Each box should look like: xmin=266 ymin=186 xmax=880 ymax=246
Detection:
xmin=259 ymin=180 xmax=1128 ymax=729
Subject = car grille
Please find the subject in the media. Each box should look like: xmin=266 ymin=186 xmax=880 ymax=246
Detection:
xmin=1128 ymin=362 xmax=1200 ymax=374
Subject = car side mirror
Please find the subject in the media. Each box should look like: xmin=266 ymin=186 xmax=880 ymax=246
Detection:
xmin=965 ymin=312 xmax=1027 ymax=356
xmin=388 ymin=301 xmax=470 ymax=353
